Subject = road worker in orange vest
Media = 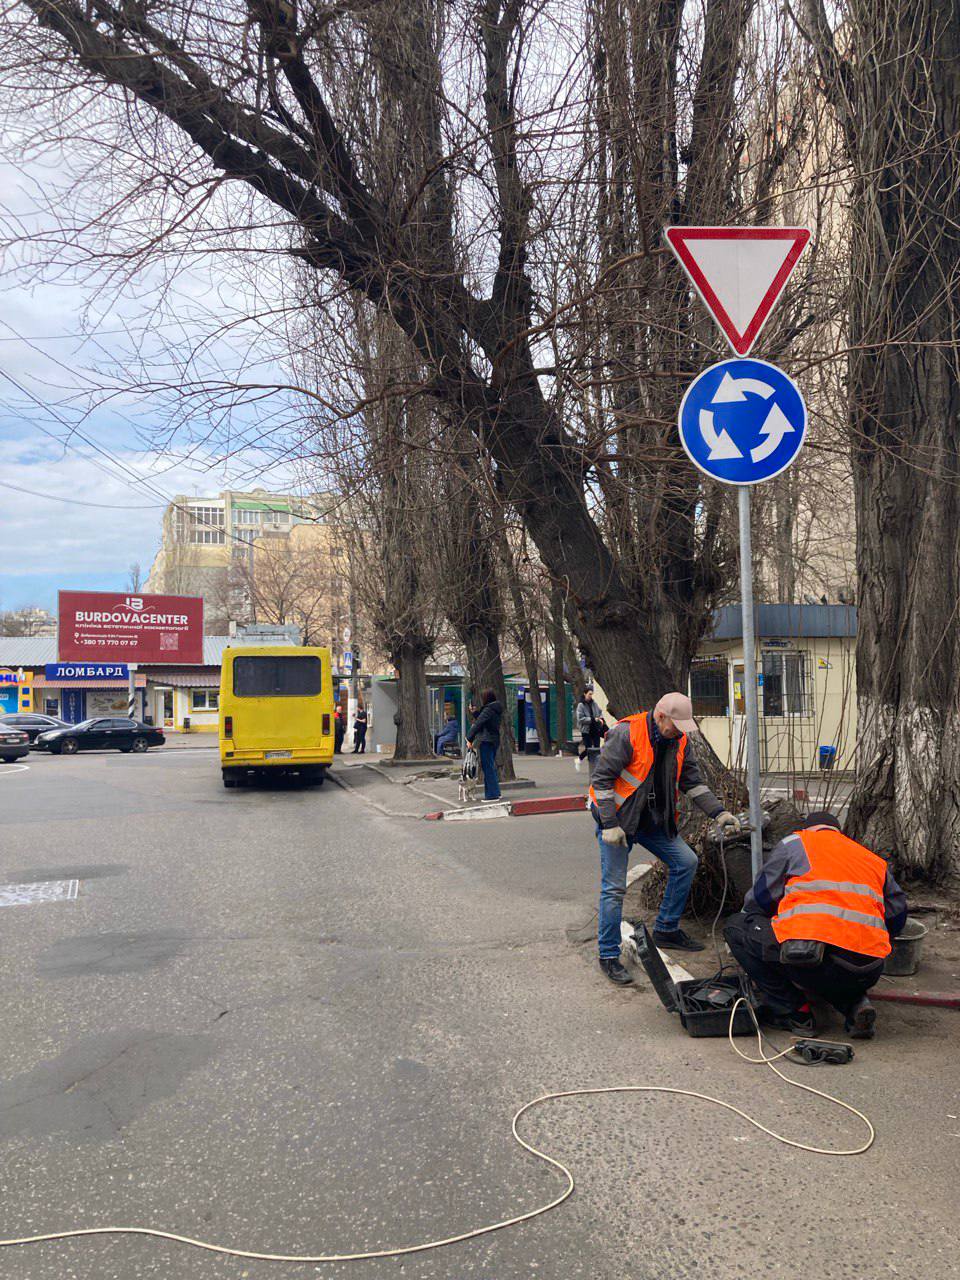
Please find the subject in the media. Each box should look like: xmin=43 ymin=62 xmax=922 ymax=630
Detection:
xmin=724 ymin=812 xmax=907 ymax=1037
xmin=589 ymin=691 xmax=741 ymax=984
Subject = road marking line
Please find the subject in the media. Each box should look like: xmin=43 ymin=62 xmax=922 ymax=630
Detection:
xmin=0 ymin=764 xmax=29 ymax=778
xmin=0 ymin=878 xmax=78 ymax=906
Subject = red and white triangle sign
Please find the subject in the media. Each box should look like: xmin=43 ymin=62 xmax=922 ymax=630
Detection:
xmin=664 ymin=226 xmax=810 ymax=356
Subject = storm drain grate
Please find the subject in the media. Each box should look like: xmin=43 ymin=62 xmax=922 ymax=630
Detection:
xmin=0 ymin=879 xmax=80 ymax=906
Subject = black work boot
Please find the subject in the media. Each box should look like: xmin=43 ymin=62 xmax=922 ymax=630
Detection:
xmin=652 ymin=927 xmax=705 ymax=952
xmin=763 ymin=1002 xmax=816 ymax=1035
xmin=844 ymin=996 xmax=877 ymax=1039
xmin=599 ymin=958 xmax=633 ymax=985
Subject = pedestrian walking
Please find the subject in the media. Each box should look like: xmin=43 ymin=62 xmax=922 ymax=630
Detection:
xmin=352 ymin=705 xmax=368 ymax=753
xmin=724 ymin=812 xmax=907 ymax=1038
xmin=466 ymin=689 xmax=503 ymax=803
xmin=334 ymin=707 xmax=345 ymax=754
xmin=589 ymin=691 xmax=741 ymax=984
xmin=574 ymin=687 xmax=604 ymax=772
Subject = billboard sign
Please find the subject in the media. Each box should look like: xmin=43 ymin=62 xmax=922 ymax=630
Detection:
xmin=45 ymin=663 xmax=130 ymax=681
xmin=58 ymin=591 xmax=203 ymax=664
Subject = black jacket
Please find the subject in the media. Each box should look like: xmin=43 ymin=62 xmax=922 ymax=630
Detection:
xmin=468 ymin=700 xmax=502 ymax=747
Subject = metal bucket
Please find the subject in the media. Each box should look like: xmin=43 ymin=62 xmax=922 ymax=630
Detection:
xmin=884 ymin=916 xmax=928 ymax=977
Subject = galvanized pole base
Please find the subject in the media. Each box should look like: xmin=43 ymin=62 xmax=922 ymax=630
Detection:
xmin=738 ymin=487 xmax=764 ymax=878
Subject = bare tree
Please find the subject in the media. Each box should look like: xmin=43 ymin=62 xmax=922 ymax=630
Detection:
xmin=434 ymin=428 xmax=517 ymax=778
xmin=800 ymin=0 xmax=960 ymax=879
xmin=235 ymin=532 xmax=336 ymax=645
xmin=2 ymin=0 xmax=778 ymax=720
xmin=342 ymin=317 xmax=443 ymax=760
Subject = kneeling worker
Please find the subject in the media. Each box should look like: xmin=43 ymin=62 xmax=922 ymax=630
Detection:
xmin=590 ymin=692 xmax=742 ymax=984
xmin=724 ymin=812 xmax=907 ymax=1037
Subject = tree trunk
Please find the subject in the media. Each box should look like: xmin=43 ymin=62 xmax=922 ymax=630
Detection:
xmin=435 ymin=423 xmax=516 ymax=780
xmin=552 ymin=584 xmax=568 ymax=752
xmin=496 ymin=521 xmax=552 ymax=753
xmin=393 ymin=642 xmax=433 ymax=759
xmin=773 ymin=473 xmax=798 ymax=602
xmin=564 ymin=637 xmax=588 ymax=704
xmin=462 ymin=623 xmax=516 ymax=781
xmin=804 ymin=0 xmax=960 ymax=880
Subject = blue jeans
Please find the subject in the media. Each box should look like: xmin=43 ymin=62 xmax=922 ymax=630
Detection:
xmin=478 ymin=741 xmax=501 ymax=800
xmin=597 ymin=824 xmax=699 ymax=958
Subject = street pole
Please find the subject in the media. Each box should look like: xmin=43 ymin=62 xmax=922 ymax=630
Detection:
xmin=349 ymin=578 xmax=359 ymax=710
xmin=737 ymin=488 xmax=763 ymax=878
xmin=127 ymin=664 xmax=138 ymax=720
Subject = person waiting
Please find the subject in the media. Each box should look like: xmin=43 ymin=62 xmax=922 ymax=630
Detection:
xmin=434 ymin=714 xmax=460 ymax=756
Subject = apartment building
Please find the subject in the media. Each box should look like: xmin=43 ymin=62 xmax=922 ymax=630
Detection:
xmin=145 ymin=489 xmax=340 ymax=632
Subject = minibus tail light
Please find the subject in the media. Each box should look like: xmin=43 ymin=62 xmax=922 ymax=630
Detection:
xmin=224 ymin=715 xmax=233 ymax=737
xmin=322 ymin=714 xmax=331 ymax=735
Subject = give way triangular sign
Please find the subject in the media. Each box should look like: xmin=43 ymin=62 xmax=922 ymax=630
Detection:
xmin=664 ymin=226 xmax=810 ymax=356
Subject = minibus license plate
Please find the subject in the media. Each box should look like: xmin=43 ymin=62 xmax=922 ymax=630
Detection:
xmin=265 ymin=750 xmax=292 ymax=759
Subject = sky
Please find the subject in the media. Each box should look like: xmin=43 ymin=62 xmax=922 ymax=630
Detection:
xmin=0 ymin=150 xmax=305 ymax=615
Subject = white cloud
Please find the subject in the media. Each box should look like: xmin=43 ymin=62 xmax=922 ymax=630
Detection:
xmin=0 ymin=438 xmax=296 ymax=583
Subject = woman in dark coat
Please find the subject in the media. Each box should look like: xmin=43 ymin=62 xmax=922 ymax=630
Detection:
xmin=466 ymin=689 xmax=503 ymax=801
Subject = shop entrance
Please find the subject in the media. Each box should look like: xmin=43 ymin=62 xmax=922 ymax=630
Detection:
xmin=155 ymin=689 xmax=175 ymax=729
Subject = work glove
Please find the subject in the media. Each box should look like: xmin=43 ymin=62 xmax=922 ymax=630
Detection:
xmin=601 ymin=825 xmax=628 ymax=847
xmin=716 ymin=810 xmax=742 ymax=836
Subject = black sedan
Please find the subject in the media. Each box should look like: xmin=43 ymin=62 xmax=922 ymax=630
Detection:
xmin=0 ymin=726 xmax=30 ymax=763
xmin=37 ymin=718 xmax=165 ymax=755
xmin=0 ymin=712 xmax=71 ymax=744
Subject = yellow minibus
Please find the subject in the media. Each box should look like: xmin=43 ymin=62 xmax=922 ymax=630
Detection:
xmin=219 ymin=645 xmax=335 ymax=788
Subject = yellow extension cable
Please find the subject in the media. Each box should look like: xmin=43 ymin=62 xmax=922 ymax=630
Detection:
xmin=0 ymin=1000 xmax=872 ymax=1265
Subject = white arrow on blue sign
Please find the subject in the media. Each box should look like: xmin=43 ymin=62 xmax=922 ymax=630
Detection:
xmin=678 ymin=357 xmax=806 ymax=485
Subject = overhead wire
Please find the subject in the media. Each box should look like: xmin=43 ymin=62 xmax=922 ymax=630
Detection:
xmin=0 ymin=478 xmax=161 ymax=509
xmin=0 ymin=363 xmax=324 ymax=551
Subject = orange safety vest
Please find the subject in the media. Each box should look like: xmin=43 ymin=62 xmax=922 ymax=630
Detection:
xmin=588 ymin=713 xmax=686 ymax=813
xmin=772 ymin=828 xmax=891 ymax=959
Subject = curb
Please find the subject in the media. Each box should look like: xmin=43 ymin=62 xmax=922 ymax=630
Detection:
xmin=421 ymin=793 xmax=588 ymax=821
xmin=326 ymin=771 xmax=423 ymax=819
xmin=442 ymin=801 xmax=512 ymax=822
xmin=511 ymin=794 xmax=586 ymax=817
xmin=872 ymin=989 xmax=960 ymax=1009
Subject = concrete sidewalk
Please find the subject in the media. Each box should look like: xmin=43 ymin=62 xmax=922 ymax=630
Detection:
xmin=356 ymin=753 xmax=592 ymax=805
xmin=349 ymin=754 xmax=852 ymax=819
xmin=160 ymin=732 xmax=218 ymax=749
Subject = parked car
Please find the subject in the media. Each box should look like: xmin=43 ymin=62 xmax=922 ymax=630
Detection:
xmin=0 ymin=712 xmax=71 ymax=745
xmin=0 ymin=726 xmax=30 ymax=763
xmin=36 ymin=718 xmax=165 ymax=755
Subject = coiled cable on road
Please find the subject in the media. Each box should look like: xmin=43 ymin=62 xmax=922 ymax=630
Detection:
xmin=0 ymin=1006 xmax=874 ymax=1265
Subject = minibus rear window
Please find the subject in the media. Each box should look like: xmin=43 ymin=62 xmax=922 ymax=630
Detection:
xmin=233 ymin=656 xmax=322 ymax=697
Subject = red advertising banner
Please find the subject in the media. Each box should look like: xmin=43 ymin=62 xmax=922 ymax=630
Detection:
xmin=58 ymin=591 xmax=204 ymax=664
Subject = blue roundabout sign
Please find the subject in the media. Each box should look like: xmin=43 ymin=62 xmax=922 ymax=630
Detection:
xmin=678 ymin=357 xmax=806 ymax=485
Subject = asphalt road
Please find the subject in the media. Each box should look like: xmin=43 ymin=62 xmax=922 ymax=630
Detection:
xmin=0 ymin=749 xmax=956 ymax=1280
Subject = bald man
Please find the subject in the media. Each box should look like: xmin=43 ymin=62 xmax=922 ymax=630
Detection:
xmin=588 ymin=692 xmax=741 ymax=982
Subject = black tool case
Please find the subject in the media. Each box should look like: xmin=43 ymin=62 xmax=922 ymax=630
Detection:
xmin=632 ymin=922 xmax=755 ymax=1037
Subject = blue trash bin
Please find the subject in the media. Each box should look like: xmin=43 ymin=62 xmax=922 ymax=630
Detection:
xmin=818 ymin=745 xmax=837 ymax=770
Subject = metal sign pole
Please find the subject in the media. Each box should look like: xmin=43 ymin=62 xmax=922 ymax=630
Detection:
xmin=737 ymin=488 xmax=764 ymax=878
xmin=128 ymin=664 xmax=138 ymax=720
